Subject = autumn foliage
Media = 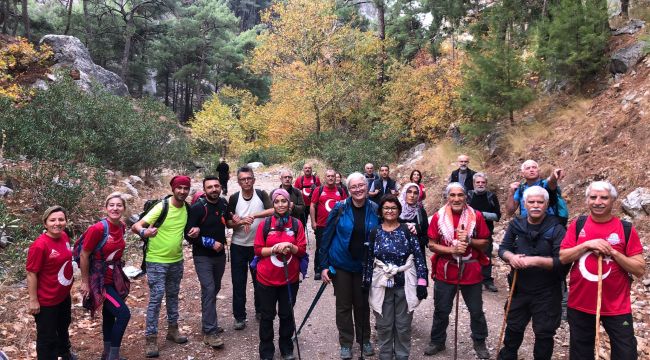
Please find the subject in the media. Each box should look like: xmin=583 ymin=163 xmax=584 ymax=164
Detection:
xmin=0 ymin=37 xmax=52 ymax=101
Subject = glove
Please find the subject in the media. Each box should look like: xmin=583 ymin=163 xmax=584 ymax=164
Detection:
xmin=416 ymin=285 xmax=428 ymax=300
xmin=201 ymin=236 xmax=216 ymax=249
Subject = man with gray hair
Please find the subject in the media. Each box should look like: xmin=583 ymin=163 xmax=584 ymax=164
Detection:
xmin=498 ymin=186 xmax=569 ymax=360
xmin=424 ymin=183 xmax=491 ymax=359
xmin=449 ymin=155 xmax=476 ymax=191
xmin=506 ymin=159 xmax=567 ymax=225
xmin=271 ymin=169 xmax=305 ymax=221
xmin=560 ymin=181 xmax=645 ymax=360
xmin=467 ymin=173 xmax=501 ymax=292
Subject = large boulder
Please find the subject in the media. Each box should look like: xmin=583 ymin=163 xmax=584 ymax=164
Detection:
xmin=612 ymin=19 xmax=645 ymax=36
xmin=622 ymin=187 xmax=650 ymax=218
xmin=610 ymin=41 xmax=648 ymax=74
xmin=39 ymin=35 xmax=129 ymax=96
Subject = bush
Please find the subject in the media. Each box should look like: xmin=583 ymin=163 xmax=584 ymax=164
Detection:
xmin=0 ymin=77 xmax=190 ymax=173
xmin=239 ymin=146 xmax=291 ymax=166
xmin=301 ymin=124 xmax=411 ymax=175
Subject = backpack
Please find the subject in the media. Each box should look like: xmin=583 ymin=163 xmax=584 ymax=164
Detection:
xmin=138 ymin=195 xmax=190 ymax=273
xmin=191 ymin=194 xmax=226 ymax=226
xmin=228 ymin=189 xmax=268 ymax=212
xmin=298 ymin=176 xmax=321 ymax=198
xmin=518 ymin=180 xmax=569 ymax=221
xmin=249 ymin=216 xmax=309 ymax=278
xmin=72 ymin=218 xmax=111 ymax=265
xmin=467 ymin=190 xmax=498 ymax=211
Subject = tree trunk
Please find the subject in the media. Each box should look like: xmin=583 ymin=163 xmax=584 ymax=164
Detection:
xmin=172 ymin=79 xmax=177 ymax=112
xmin=2 ymin=0 xmax=8 ymax=34
xmin=621 ymin=0 xmax=629 ymax=19
xmin=82 ymin=0 xmax=92 ymax=45
xmin=64 ymin=0 xmax=73 ymax=35
xmin=313 ymin=102 xmax=321 ymax=136
xmin=183 ymin=79 xmax=191 ymax=122
xmin=11 ymin=0 xmax=18 ymax=36
xmin=21 ymin=0 xmax=29 ymax=41
xmin=376 ymin=0 xmax=386 ymax=85
xmin=164 ymin=71 xmax=170 ymax=107
xmin=120 ymin=15 xmax=135 ymax=80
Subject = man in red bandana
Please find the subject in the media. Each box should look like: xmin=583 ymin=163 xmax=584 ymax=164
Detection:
xmin=424 ymin=182 xmax=491 ymax=359
xmin=560 ymin=181 xmax=645 ymax=360
xmin=132 ymin=175 xmax=191 ymax=358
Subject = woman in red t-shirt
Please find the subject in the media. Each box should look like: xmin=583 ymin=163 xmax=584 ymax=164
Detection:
xmin=26 ymin=205 xmax=76 ymax=360
xmin=409 ymin=170 xmax=426 ymax=202
xmin=254 ymin=188 xmax=307 ymax=360
xmin=79 ymin=192 xmax=130 ymax=360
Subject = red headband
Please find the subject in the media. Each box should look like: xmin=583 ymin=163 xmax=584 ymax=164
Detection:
xmin=170 ymin=175 xmax=191 ymax=190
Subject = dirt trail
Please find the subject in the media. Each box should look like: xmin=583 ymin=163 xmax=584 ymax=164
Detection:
xmin=0 ymin=168 xmax=570 ymax=360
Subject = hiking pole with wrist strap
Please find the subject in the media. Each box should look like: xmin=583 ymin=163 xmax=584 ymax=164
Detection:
xmin=595 ymin=254 xmax=603 ymax=359
xmin=453 ymin=224 xmax=466 ymax=360
xmin=294 ymin=266 xmax=336 ymax=339
xmin=497 ymin=269 xmax=518 ymax=355
xmin=282 ymin=253 xmax=302 ymax=360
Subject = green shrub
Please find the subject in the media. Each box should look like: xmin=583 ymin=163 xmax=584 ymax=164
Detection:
xmin=0 ymin=202 xmax=41 ymax=282
xmin=239 ymin=146 xmax=291 ymax=166
xmin=0 ymin=77 xmax=190 ymax=173
xmin=301 ymin=124 xmax=411 ymax=175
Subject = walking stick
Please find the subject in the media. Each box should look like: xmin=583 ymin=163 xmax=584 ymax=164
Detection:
xmin=282 ymin=254 xmax=302 ymax=360
xmin=359 ymin=241 xmax=371 ymax=360
xmin=294 ymin=266 xmax=337 ymax=339
xmin=497 ymin=269 xmax=519 ymax=355
xmin=454 ymin=224 xmax=466 ymax=360
xmin=595 ymin=255 xmax=603 ymax=359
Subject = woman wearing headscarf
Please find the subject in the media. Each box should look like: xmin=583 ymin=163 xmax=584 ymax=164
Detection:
xmin=79 ymin=192 xmax=130 ymax=360
xmin=409 ymin=170 xmax=426 ymax=201
xmin=26 ymin=206 xmax=77 ymax=360
xmin=254 ymin=188 xmax=307 ymax=360
xmin=365 ymin=195 xmax=428 ymax=360
xmin=399 ymin=182 xmax=429 ymax=256
xmin=320 ymin=172 xmax=380 ymax=359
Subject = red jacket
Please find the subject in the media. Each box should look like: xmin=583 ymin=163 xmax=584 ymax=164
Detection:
xmin=254 ymin=216 xmax=307 ymax=286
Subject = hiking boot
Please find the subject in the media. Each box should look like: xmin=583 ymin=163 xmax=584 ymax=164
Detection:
xmin=203 ymin=333 xmax=224 ymax=348
xmin=473 ymin=340 xmax=490 ymax=359
xmin=484 ymin=283 xmax=498 ymax=292
xmin=362 ymin=342 xmax=374 ymax=356
xmin=145 ymin=335 xmax=159 ymax=358
xmin=340 ymin=346 xmax=352 ymax=359
xmin=282 ymin=353 xmax=296 ymax=360
xmin=423 ymin=343 xmax=446 ymax=356
xmin=313 ymin=273 xmax=322 ymax=281
xmin=166 ymin=324 xmax=188 ymax=344
xmin=216 ymin=326 xmax=224 ymax=334
xmin=60 ymin=351 xmax=78 ymax=360
xmin=255 ymin=312 xmax=262 ymax=321
xmin=233 ymin=319 xmax=246 ymax=330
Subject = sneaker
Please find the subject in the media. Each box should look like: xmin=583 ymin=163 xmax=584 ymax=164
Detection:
xmin=362 ymin=342 xmax=374 ymax=356
xmin=313 ymin=273 xmax=322 ymax=281
xmin=233 ymin=320 xmax=246 ymax=330
xmin=473 ymin=340 xmax=490 ymax=359
xmin=340 ymin=346 xmax=352 ymax=359
xmin=203 ymin=333 xmax=224 ymax=348
xmin=255 ymin=313 xmax=262 ymax=321
xmin=484 ymin=283 xmax=498 ymax=292
xmin=424 ymin=343 xmax=446 ymax=356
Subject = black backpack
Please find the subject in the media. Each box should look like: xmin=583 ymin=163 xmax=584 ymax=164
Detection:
xmin=467 ymin=190 xmax=498 ymax=210
xmin=138 ymin=195 xmax=190 ymax=274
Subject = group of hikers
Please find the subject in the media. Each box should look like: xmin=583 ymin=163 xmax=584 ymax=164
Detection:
xmin=24 ymin=155 xmax=646 ymax=360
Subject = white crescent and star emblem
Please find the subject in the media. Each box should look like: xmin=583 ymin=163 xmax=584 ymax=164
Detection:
xmin=325 ymin=199 xmax=336 ymax=212
xmin=106 ymin=249 xmax=120 ymax=270
xmin=302 ymin=188 xmax=311 ymax=196
xmin=578 ymin=252 xmax=612 ymax=282
xmin=57 ymin=260 xmax=73 ymax=286
xmin=270 ymin=254 xmax=293 ymax=268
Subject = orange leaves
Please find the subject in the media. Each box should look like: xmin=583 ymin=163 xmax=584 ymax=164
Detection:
xmin=0 ymin=37 xmax=53 ymax=102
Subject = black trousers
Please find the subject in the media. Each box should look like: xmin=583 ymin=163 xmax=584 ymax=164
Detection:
xmin=497 ymin=286 xmax=562 ymax=360
xmin=257 ymin=282 xmax=299 ymax=359
xmin=219 ymin=178 xmax=228 ymax=194
xmin=33 ymin=296 xmax=72 ymax=360
xmin=314 ymin=227 xmax=324 ymax=273
xmin=429 ymin=281 xmax=488 ymax=345
xmin=230 ymin=243 xmax=260 ymax=321
xmin=568 ymin=308 xmax=637 ymax=360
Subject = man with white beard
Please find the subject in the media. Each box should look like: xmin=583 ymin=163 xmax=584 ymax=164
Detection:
xmin=449 ymin=155 xmax=476 ymax=191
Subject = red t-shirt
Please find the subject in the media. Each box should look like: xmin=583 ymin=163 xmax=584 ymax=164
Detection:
xmin=254 ymin=217 xmax=307 ymax=287
xmin=561 ymin=216 xmax=643 ymax=315
xmin=26 ymin=233 xmax=73 ymax=306
xmin=294 ymin=175 xmax=321 ymax=206
xmin=82 ymin=220 xmax=126 ymax=285
xmin=427 ymin=211 xmax=490 ymax=285
xmin=418 ymin=183 xmax=427 ymax=201
xmin=311 ymin=185 xmax=348 ymax=228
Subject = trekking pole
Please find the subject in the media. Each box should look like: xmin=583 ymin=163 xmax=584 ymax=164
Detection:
xmin=595 ymin=255 xmax=603 ymax=359
xmin=359 ymin=241 xmax=371 ymax=360
xmin=454 ymin=224 xmax=466 ymax=360
xmin=295 ymin=266 xmax=337 ymax=339
xmin=282 ymin=254 xmax=302 ymax=360
xmin=497 ymin=269 xmax=518 ymax=355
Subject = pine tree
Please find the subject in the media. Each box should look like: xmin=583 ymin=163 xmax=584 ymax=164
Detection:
xmin=536 ymin=0 xmax=609 ymax=86
xmin=461 ymin=1 xmax=533 ymax=125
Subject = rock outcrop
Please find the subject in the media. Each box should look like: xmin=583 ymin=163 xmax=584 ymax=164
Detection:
xmin=610 ymin=41 xmax=648 ymax=74
xmin=622 ymin=187 xmax=650 ymax=218
xmin=39 ymin=35 xmax=129 ymax=96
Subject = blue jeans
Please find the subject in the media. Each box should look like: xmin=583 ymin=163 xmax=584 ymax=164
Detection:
xmin=145 ymin=261 xmax=183 ymax=335
xmin=102 ymin=285 xmax=131 ymax=346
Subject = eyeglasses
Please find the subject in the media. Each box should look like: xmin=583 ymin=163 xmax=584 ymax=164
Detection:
xmin=349 ymin=184 xmax=366 ymax=191
xmin=382 ymin=207 xmax=399 ymax=212
xmin=238 ymin=177 xmax=254 ymax=183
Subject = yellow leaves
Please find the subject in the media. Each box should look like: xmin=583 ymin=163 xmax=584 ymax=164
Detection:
xmin=0 ymin=37 xmax=53 ymax=102
xmin=383 ymin=51 xmax=466 ymax=139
